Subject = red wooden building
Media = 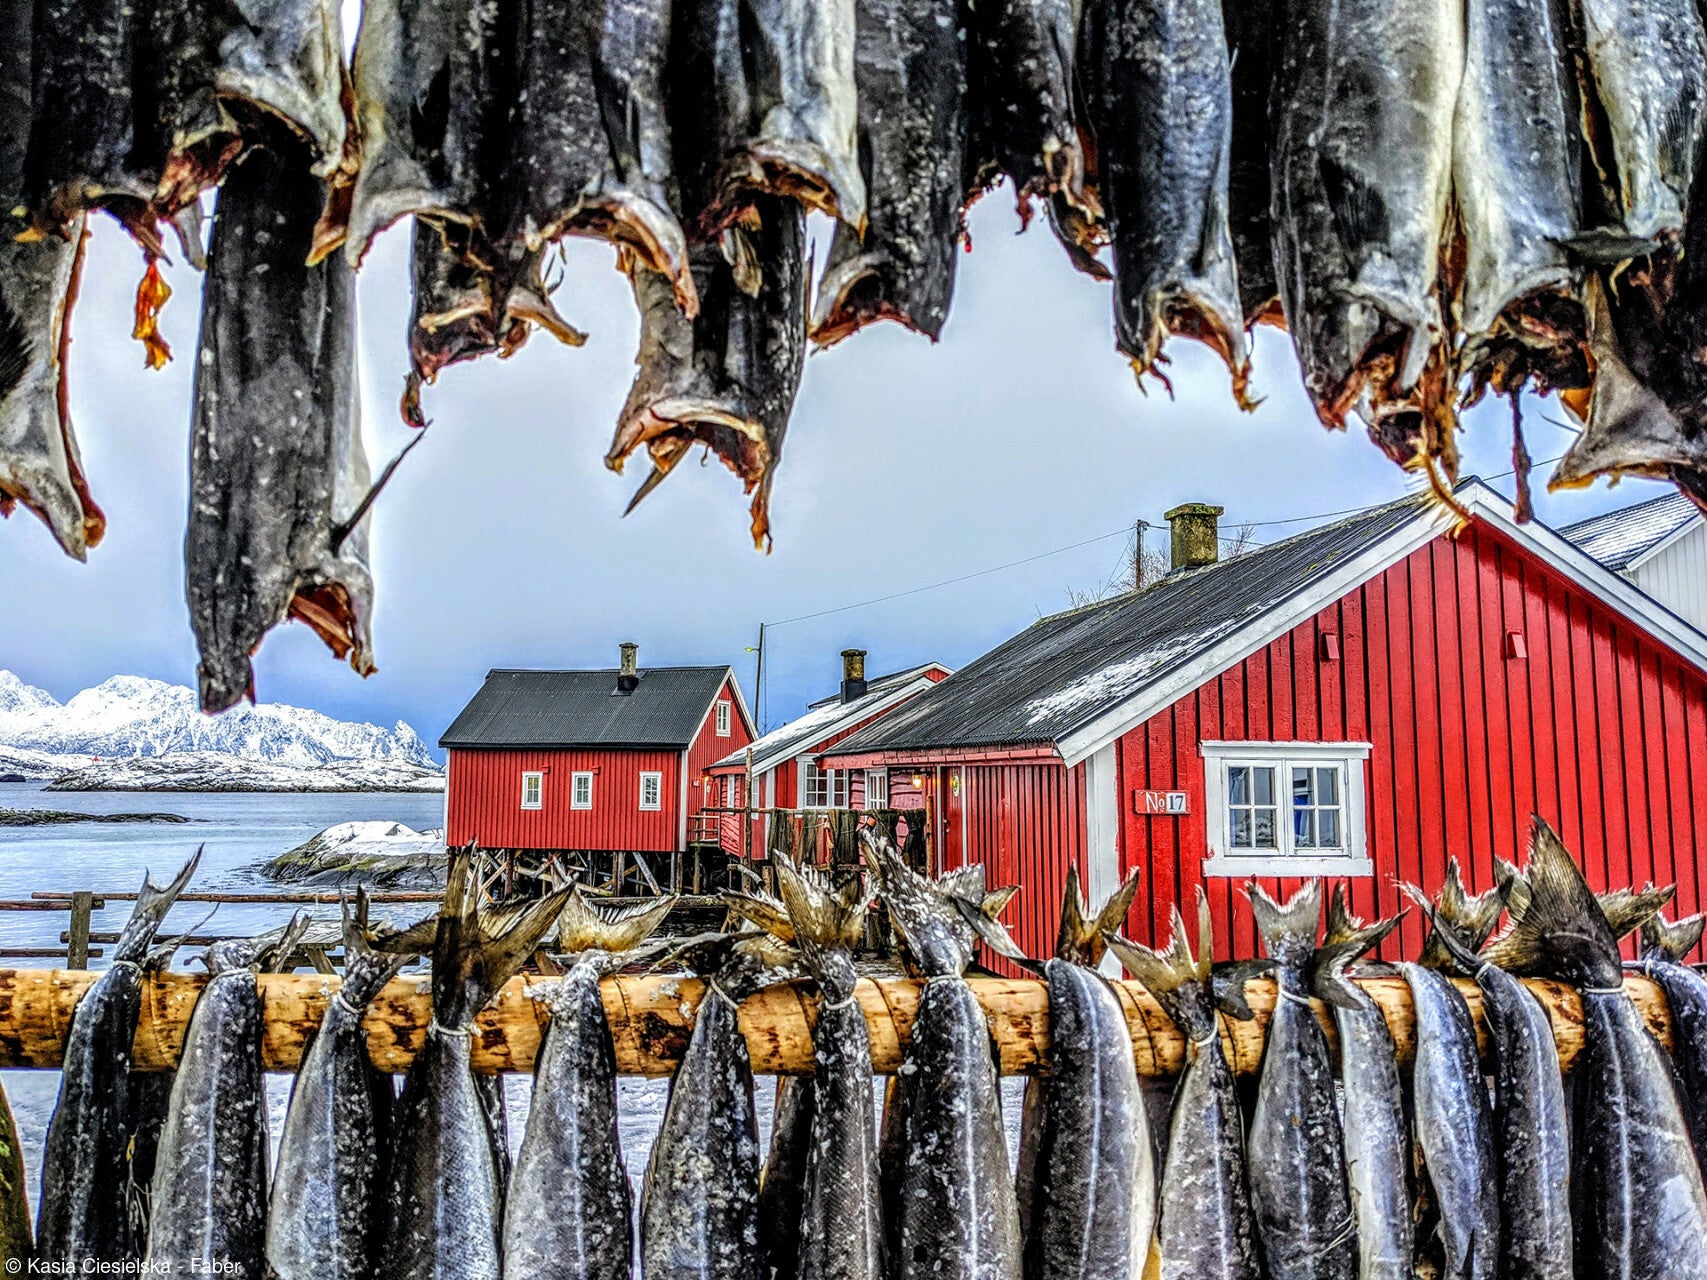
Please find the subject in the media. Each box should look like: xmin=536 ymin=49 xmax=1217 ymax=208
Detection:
xmin=440 ymin=645 xmax=753 ymax=876
xmin=822 ymin=482 xmax=1707 ymax=963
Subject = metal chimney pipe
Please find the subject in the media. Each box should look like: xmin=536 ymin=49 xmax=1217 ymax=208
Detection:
xmin=841 ymin=648 xmax=869 ymax=703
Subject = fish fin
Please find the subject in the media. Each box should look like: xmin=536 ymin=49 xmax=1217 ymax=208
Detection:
xmin=114 ymin=848 xmax=202 ymax=964
xmin=1246 ymin=880 xmax=1323 ymax=972
xmin=557 ymin=885 xmax=677 ymax=956
xmin=951 ymin=894 xmax=1040 ymax=971
xmin=432 ymin=846 xmax=571 ymax=1028
xmin=860 ymin=828 xmax=977 ymax=976
xmin=1597 ymin=884 xmax=1675 ymax=943
xmin=339 ymin=893 xmax=411 ymax=1011
xmin=1478 ymin=817 xmax=1622 ymax=987
xmin=1403 ymin=891 xmax=1486 ymax=975
xmin=1314 ymin=883 xmax=1401 ymax=1004
xmin=1056 ymin=866 xmax=1142 ymax=967
xmin=372 ymin=910 xmax=440 ymax=955
xmin=774 ymin=855 xmax=869 ymax=961
xmin=262 ymin=911 xmax=314 ymax=973
xmin=1641 ymin=911 xmax=1707 ymax=963
xmin=1104 ymin=889 xmax=1216 ymax=1035
xmin=1418 ymin=858 xmax=1508 ymax=967
xmin=1211 ymin=958 xmax=1272 ymax=1021
xmin=722 ymin=886 xmax=796 ymax=943
xmin=329 ymin=427 xmax=428 ymax=554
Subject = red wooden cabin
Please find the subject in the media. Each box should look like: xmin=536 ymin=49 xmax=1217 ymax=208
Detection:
xmin=441 ymin=645 xmax=753 ymax=873
xmin=822 ymin=482 xmax=1707 ymax=965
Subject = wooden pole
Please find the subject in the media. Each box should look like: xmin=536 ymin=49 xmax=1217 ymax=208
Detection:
xmin=0 ymin=968 xmax=1674 ymax=1078
xmin=64 ymin=893 xmax=93 ymax=971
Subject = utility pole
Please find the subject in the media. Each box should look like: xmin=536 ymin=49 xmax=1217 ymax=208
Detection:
xmin=754 ymin=622 xmax=766 ymax=733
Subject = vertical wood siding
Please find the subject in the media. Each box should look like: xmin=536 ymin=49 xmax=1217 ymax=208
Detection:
xmin=445 ymin=747 xmax=681 ymax=851
xmin=1635 ymin=524 xmax=1707 ymax=633
xmin=1115 ymin=521 xmax=1707 ymax=959
xmin=686 ymin=677 xmax=753 ymax=824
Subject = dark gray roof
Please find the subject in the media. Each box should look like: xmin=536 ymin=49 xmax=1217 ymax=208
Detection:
xmin=828 ymin=492 xmax=1434 ymax=756
xmin=440 ymin=667 xmax=735 ymax=749
xmin=804 ymin=664 xmax=947 ymax=710
xmin=1560 ymin=491 xmax=1700 ymax=571
xmin=712 ymin=667 xmax=943 ymax=772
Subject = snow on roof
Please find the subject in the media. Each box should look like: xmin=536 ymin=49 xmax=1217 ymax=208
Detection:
xmin=709 ymin=671 xmax=937 ymax=773
xmin=1560 ymin=491 xmax=1701 ymax=572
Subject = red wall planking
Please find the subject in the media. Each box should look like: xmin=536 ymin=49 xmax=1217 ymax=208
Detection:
xmin=445 ymin=746 xmax=682 ymax=852
xmin=1116 ymin=521 xmax=1707 ymax=959
xmin=686 ymin=676 xmax=753 ymax=822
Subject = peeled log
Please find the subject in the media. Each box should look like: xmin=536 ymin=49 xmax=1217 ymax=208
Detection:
xmin=0 ymin=968 xmax=1673 ymax=1075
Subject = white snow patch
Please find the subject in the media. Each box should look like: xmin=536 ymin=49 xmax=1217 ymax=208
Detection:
xmin=1023 ymin=629 xmax=1230 ymax=727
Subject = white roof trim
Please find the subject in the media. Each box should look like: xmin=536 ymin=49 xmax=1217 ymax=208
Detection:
xmin=1624 ymin=512 xmax=1704 ymax=573
xmin=694 ymin=668 xmax=756 ymax=746
xmin=716 ymin=676 xmax=937 ymax=778
xmin=1058 ymin=480 xmax=1707 ymax=769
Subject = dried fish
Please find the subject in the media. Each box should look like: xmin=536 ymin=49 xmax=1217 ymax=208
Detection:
xmin=809 ymin=0 xmax=967 ymax=345
xmin=1221 ymin=0 xmax=1277 ymax=323
xmin=607 ymin=198 xmax=806 ymax=549
xmin=1639 ymin=914 xmax=1707 ymax=1182
xmin=966 ymin=0 xmax=1085 ymax=217
xmin=185 ymin=141 xmax=375 ymax=713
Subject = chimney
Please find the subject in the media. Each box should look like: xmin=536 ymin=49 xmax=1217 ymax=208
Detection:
xmin=1164 ymin=503 xmax=1223 ymax=572
xmin=616 ymin=641 xmax=640 ymax=694
xmin=840 ymin=648 xmax=869 ymax=703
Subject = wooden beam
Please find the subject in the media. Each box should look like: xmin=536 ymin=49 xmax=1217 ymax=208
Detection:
xmin=0 ymin=969 xmax=1674 ymax=1077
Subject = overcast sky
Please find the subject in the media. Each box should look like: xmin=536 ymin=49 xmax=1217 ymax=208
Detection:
xmin=0 ymin=195 xmax=1658 ymax=753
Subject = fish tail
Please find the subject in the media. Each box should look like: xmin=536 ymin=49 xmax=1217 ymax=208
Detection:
xmin=1054 ymin=865 xmax=1142 ymax=967
xmin=1414 ymin=859 xmax=1508 ymax=968
xmin=1641 ymin=911 xmax=1706 ymax=963
xmin=774 ymin=855 xmax=868 ymax=959
xmin=1105 ymin=890 xmax=1214 ymax=1035
xmin=722 ymin=884 xmax=796 ymax=943
xmin=556 ymin=884 xmax=677 ymax=957
xmin=1401 ymin=890 xmax=1486 ymax=976
xmin=432 ymin=845 xmax=571 ymax=1028
xmin=263 ymin=912 xmax=314 ymax=973
xmin=1316 ymin=883 xmax=1401 ymax=1003
xmin=113 ymin=847 xmax=201 ymax=964
xmin=1478 ymin=817 xmax=1623 ymax=987
xmin=338 ymin=892 xmax=411 ymax=1012
xmin=1597 ymin=884 xmax=1676 ymax=943
xmin=1246 ymin=880 xmax=1323 ymax=973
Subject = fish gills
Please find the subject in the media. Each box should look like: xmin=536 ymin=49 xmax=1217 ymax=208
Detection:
xmin=1108 ymin=894 xmax=1261 ymax=1280
xmin=1023 ymin=958 xmax=1155 ymax=1280
xmin=1244 ymin=884 xmax=1355 ymax=1280
xmin=1397 ymin=963 xmax=1498 ymax=1280
xmin=608 ymin=198 xmax=806 ymax=549
xmin=185 ymin=140 xmax=374 ymax=714
xmin=36 ymin=854 xmax=198 ymax=1269
xmin=1453 ymin=0 xmax=1585 ymax=395
xmin=640 ymin=984 xmax=766 ymax=1280
xmin=809 ymin=0 xmax=967 ymax=345
xmin=1088 ymin=0 xmax=1248 ymax=399
xmin=1269 ymin=0 xmax=1461 ymax=433
xmin=266 ymin=917 xmax=409 ymax=1280
xmin=502 ymin=965 xmax=634 ymax=1280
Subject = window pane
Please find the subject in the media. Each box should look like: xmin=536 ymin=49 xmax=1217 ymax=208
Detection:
xmin=1319 ymin=809 xmax=1340 ymax=848
xmin=1318 ymin=768 xmax=1338 ymax=804
xmin=1253 ymin=767 xmax=1274 ymax=805
xmin=1229 ymin=767 xmax=1249 ymax=805
xmin=1292 ymin=767 xmax=1314 ymax=805
xmin=1231 ymin=809 xmax=1252 ymax=848
xmin=1253 ymin=808 xmax=1276 ymax=848
xmin=1295 ymin=807 xmax=1315 ymax=848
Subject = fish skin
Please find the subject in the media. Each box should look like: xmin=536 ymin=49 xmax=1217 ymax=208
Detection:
xmin=1107 ymin=893 xmax=1261 ymax=1280
xmin=1575 ymin=0 xmax=1707 ymax=246
xmin=36 ymin=853 xmax=198 ymax=1269
xmin=1452 ymin=0 xmax=1585 ymax=391
xmin=1086 ymin=0 xmax=1247 ymax=397
xmin=185 ymin=140 xmax=374 ymax=714
xmin=965 ymin=0 xmax=1084 ymax=217
xmin=1244 ymin=883 xmax=1355 ymax=1280
xmin=1220 ymin=0 xmax=1276 ymax=322
xmin=497 ymin=0 xmax=694 ymax=309
xmin=1269 ymin=0 xmax=1461 ymax=430
xmin=607 ymin=197 xmax=806 ymax=549
xmin=760 ymin=1075 xmax=815 ymax=1280
xmin=808 ymin=0 xmax=967 ymax=345
xmin=123 ymin=1070 xmax=175 ymax=1252
xmin=215 ymin=0 xmax=349 ymax=175
xmin=0 ymin=1074 xmax=29 ymax=1267
xmin=343 ymin=0 xmax=511 ymax=263
xmin=145 ymin=922 xmax=309 ymax=1280
xmin=1396 ymin=963 xmax=1498 ymax=1280
xmin=380 ymin=850 xmax=568 ymax=1280
xmin=639 ymin=980 xmax=766 ymax=1280
xmin=1636 ymin=955 xmax=1707 ymax=1185
xmin=266 ymin=913 xmax=410 ymax=1280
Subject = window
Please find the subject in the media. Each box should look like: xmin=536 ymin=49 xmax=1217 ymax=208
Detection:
xmin=865 ymin=769 xmax=889 ymax=809
xmin=716 ymin=700 xmax=732 ymax=736
xmin=639 ymin=771 xmax=662 ymax=811
xmin=1199 ymin=742 xmax=1371 ymax=876
xmin=800 ymin=759 xmax=848 ymax=808
xmin=722 ymin=776 xmax=744 ymax=808
xmin=571 ymin=771 xmax=594 ymax=810
xmin=520 ymin=772 xmax=543 ymax=810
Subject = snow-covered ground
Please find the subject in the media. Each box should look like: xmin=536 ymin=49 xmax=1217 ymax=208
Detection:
xmin=265 ymin=819 xmax=448 ymax=885
xmin=0 ymin=670 xmax=443 ymax=789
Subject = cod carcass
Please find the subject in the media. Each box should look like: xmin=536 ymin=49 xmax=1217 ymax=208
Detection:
xmin=1107 ymin=891 xmax=1261 ymax=1280
xmin=1638 ymin=913 xmax=1707 ymax=1181
xmin=266 ymin=901 xmax=413 ymax=1280
xmin=145 ymin=917 xmax=312 ymax=1279
xmin=503 ymin=890 xmax=676 ymax=1280
xmin=36 ymin=853 xmax=199 ymax=1269
xmin=185 ymin=138 xmax=377 ymax=714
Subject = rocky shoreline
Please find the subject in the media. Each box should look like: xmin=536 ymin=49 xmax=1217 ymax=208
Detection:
xmin=0 ymin=807 xmax=192 ymax=826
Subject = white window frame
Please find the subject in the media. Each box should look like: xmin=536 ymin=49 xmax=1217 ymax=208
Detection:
xmin=798 ymin=757 xmax=849 ymax=809
xmin=864 ymin=768 xmax=889 ymax=809
xmin=1199 ymin=741 xmax=1372 ymax=877
xmin=570 ymin=771 xmax=594 ymax=810
xmin=520 ymin=771 xmax=544 ymax=810
xmin=639 ymin=771 xmax=663 ymax=811
xmin=715 ymin=700 xmax=732 ymax=737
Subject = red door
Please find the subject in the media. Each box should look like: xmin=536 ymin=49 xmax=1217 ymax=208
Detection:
xmin=939 ymin=767 xmax=965 ymax=873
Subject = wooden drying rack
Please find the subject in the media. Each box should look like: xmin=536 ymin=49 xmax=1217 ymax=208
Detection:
xmin=0 ymin=968 xmax=1674 ymax=1077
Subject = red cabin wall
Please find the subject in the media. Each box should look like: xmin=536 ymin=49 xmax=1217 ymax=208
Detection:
xmin=1115 ymin=521 xmax=1707 ymax=959
xmin=445 ymin=747 xmax=681 ymax=852
xmin=686 ymin=676 xmax=753 ymax=822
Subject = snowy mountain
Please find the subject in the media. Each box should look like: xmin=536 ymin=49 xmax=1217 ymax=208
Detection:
xmin=0 ymin=671 xmax=442 ymax=789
